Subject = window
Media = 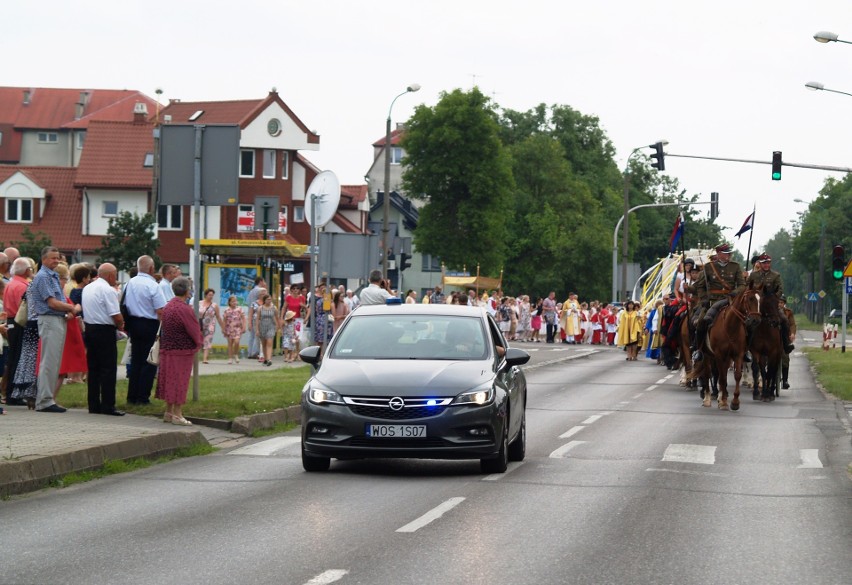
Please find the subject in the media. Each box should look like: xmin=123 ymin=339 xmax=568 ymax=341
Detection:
xmin=157 ymin=205 xmax=182 ymax=230
xmin=240 ymin=150 xmax=255 ymax=177
xmin=143 ymin=152 xmax=154 ymax=167
xmin=262 ymin=149 xmax=276 ymax=179
xmin=294 ymin=206 xmax=305 ymax=223
xmin=102 ymin=201 xmax=119 ymax=217
xmin=421 ymin=253 xmax=442 ymax=272
xmin=6 ymin=199 xmax=33 ymax=223
xmin=76 ymin=132 xmax=85 ymax=149
xmin=37 ymin=132 xmax=58 ymax=144
xmin=281 ymin=151 xmax=289 ymax=179
xmin=0 ymin=131 xmax=3 ymax=146
xmin=390 ymin=147 xmax=404 ymax=164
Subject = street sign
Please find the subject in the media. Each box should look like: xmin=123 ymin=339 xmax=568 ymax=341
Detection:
xmin=818 ymin=290 xmax=827 ymax=298
xmin=807 ymin=292 xmax=818 ymax=302
xmin=845 ymin=259 xmax=852 ymax=278
xmin=846 ymin=277 xmax=852 ymax=295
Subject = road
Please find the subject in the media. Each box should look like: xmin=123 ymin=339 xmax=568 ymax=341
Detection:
xmin=2 ymin=345 xmax=850 ymax=585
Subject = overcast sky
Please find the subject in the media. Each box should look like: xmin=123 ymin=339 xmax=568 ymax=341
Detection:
xmin=6 ymin=0 xmax=850 ymax=255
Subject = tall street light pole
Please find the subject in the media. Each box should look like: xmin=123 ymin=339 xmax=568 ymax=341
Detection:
xmin=382 ymin=84 xmax=421 ymax=281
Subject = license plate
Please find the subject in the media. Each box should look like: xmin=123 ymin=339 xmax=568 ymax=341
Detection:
xmin=366 ymin=424 xmax=427 ymax=438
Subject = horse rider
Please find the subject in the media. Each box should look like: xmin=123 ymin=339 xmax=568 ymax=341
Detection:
xmin=778 ymin=295 xmax=796 ymax=389
xmin=690 ymin=243 xmax=745 ymax=363
xmin=666 ymin=257 xmax=697 ymax=346
xmin=745 ymin=253 xmax=795 ymax=355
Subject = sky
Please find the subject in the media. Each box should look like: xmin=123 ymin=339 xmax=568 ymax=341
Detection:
xmin=5 ymin=0 xmax=851 ymax=255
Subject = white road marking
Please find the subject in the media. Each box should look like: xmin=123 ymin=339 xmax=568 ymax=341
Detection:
xmin=616 ymin=401 xmax=631 ymax=407
xmin=797 ymin=449 xmax=823 ymax=469
xmin=645 ymin=385 xmax=658 ymax=392
xmin=632 ymin=393 xmax=644 ymax=399
xmin=581 ymin=415 xmax=603 ymax=425
xmin=482 ymin=461 xmax=524 ymax=481
xmin=646 ymin=467 xmax=728 ymax=477
xmin=303 ymin=570 xmax=349 ymax=584
xmin=559 ymin=425 xmax=585 ymax=439
xmin=656 ymin=378 xmax=668 ymax=384
xmin=396 ymin=497 xmax=465 ymax=533
xmin=600 ymin=411 xmax=614 ymax=416
xmin=662 ymin=444 xmax=716 ymax=465
xmin=549 ymin=440 xmax=586 ymax=458
xmin=228 ymin=436 xmax=301 ymax=456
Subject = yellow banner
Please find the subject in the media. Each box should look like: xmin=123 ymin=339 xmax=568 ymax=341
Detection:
xmin=185 ymin=239 xmax=308 ymax=256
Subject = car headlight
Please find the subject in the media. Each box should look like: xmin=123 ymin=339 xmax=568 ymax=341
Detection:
xmin=307 ymin=382 xmax=344 ymax=405
xmin=451 ymin=384 xmax=495 ymax=406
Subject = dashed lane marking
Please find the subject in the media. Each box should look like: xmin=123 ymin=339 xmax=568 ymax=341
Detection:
xmin=797 ymin=449 xmax=823 ymax=469
xmin=581 ymin=415 xmax=603 ymax=425
xmin=559 ymin=426 xmax=585 ymax=439
xmin=396 ymin=497 xmax=465 ymax=533
xmin=632 ymin=393 xmax=644 ymax=399
xmin=662 ymin=444 xmax=716 ymax=465
xmin=645 ymin=385 xmax=657 ymax=392
xmin=549 ymin=440 xmax=586 ymax=458
xmin=303 ymin=570 xmax=349 ymax=584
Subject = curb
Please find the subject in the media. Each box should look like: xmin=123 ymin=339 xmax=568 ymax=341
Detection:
xmin=0 ymin=429 xmax=207 ymax=499
xmin=230 ymin=405 xmax=302 ymax=435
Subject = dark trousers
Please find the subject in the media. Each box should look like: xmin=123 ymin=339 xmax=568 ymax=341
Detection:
xmin=2 ymin=318 xmax=24 ymax=400
xmin=84 ymin=324 xmax=118 ymax=413
xmin=126 ymin=316 xmax=159 ymax=403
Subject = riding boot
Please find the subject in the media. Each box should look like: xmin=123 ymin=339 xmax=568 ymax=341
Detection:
xmin=780 ymin=321 xmax=795 ymax=354
xmin=782 ymin=365 xmax=790 ymax=389
xmin=744 ymin=329 xmax=753 ymax=362
xmin=691 ymin=319 xmax=708 ymax=362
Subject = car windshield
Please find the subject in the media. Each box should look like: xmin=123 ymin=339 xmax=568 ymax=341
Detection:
xmin=329 ymin=314 xmax=489 ymax=360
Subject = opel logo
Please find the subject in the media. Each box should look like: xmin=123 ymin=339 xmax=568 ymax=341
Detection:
xmin=388 ymin=397 xmax=405 ymax=411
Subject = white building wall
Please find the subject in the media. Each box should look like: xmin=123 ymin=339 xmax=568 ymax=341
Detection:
xmin=84 ymin=189 xmax=148 ymax=235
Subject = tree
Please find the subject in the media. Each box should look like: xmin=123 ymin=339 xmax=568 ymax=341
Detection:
xmin=95 ymin=211 xmax=161 ymax=272
xmin=402 ymin=88 xmax=513 ymax=275
xmin=8 ymin=227 xmax=53 ymax=261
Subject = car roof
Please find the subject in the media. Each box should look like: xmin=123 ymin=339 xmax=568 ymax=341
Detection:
xmin=352 ymin=303 xmax=487 ymax=318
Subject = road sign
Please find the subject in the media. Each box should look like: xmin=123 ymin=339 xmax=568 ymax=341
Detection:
xmin=807 ymin=292 xmax=818 ymax=302
xmin=846 ymin=277 xmax=852 ymax=295
xmin=845 ymin=259 xmax=852 ymax=278
xmin=818 ymin=290 xmax=827 ymax=298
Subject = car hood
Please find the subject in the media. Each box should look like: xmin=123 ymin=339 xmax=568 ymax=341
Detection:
xmin=315 ymin=359 xmax=494 ymax=396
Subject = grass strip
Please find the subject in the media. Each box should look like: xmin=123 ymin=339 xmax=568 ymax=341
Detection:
xmin=801 ymin=347 xmax=852 ymax=401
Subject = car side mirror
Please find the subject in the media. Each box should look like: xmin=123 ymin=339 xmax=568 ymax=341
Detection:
xmin=503 ymin=347 xmax=530 ymax=368
xmin=299 ymin=345 xmax=322 ymax=366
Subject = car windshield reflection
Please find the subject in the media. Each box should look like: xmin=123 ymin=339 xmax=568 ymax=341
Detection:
xmin=329 ymin=314 xmax=488 ymax=360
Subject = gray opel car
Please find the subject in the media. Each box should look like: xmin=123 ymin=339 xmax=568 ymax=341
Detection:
xmin=299 ymin=303 xmax=530 ymax=473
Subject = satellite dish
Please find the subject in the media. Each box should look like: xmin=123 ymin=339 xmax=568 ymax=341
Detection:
xmin=304 ymin=170 xmax=341 ymax=228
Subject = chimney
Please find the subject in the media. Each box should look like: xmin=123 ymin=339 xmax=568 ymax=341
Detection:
xmin=133 ymin=102 xmax=149 ymax=124
xmin=22 ymin=89 xmax=31 ymax=105
xmin=75 ymin=91 xmax=90 ymax=119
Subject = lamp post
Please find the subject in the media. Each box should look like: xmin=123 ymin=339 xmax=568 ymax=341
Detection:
xmin=794 ymin=198 xmax=826 ymax=322
xmin=804 ymin=81 xmax=852 ymax=99
xmin=813 ymin=30 xmax=852 ymax=45
xmin=382 ymin=84 xmax=421 ymax=282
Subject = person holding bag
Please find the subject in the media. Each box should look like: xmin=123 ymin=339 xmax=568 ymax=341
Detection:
xmin=155 ymin=277 xmax=202 ymax=425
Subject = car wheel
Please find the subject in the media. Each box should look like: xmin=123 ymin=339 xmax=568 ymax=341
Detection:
xmin=302 ymin=443 xmax=330 ymax=472
xmin=481 ymin=423 xmax=509 ymax=474
xmin=507 ymin=408 xmax=526 ymax=462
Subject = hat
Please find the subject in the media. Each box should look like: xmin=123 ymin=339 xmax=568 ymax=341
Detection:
xmin=284 ymin=310 xmax=296 ymax=321
xmin=757 ymin=253 xmax=772 ymax=263
xmin=715 ymin=243 xmax=733 ymax=254
xmin=684 ymin=258 xmax=695 ymax=266
xmin=779 ymin=295 xmax=787 ymax=302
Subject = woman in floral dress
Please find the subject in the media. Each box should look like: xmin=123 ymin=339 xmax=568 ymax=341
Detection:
xmin=198 ymin=289 xmax=224 ymax=364
xmin=222 ymin=295 xmax=246 ymax=364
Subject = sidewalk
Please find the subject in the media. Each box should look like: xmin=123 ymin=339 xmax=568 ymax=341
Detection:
xmin=0 ymin=355 xmax=305 ymax=498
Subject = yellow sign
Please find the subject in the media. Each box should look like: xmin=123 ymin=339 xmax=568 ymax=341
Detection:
xmin=844 ymin=259 xmax=852 ymax=278
xmin=185 ymin=239 xmax=308 ymax=256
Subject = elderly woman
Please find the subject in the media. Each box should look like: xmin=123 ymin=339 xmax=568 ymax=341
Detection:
xmin=156 ymin=277 xmax=202 ymax=425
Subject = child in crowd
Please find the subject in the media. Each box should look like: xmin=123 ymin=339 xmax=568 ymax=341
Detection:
xmin=281 ymin=310 xmax=298 ymax=362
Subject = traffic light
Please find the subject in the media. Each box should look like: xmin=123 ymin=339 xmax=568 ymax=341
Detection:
xmin=771 ymin=151 xmax=782 ymax=180
xmin=650 ymin=142 xmax=666 ymax=171
xmin=399 ymin=252 xmax=412 ymax=272
xmin=832 ymin=245 xmax=846 ymax=281
xmin=710 ymin=192 xmax=719 ymax=221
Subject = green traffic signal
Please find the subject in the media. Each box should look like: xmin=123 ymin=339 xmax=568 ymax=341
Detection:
xmin=832 ymin=245 xmax=846 ymax=281
xmin=771 ymin=151 xmax=782 ymax=181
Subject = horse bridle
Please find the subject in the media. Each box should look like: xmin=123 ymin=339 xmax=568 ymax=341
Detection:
xmin=729 ymin=289 xmax=761 ymax=324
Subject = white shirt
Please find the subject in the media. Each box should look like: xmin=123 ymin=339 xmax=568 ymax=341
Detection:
xmin=82 ymin=278 xmax=121 ymax=325
xmin=159 ymin=278 xmax=175 ymax=301
xmin=124 ymin=272 xmax=166 ymax=319
xmin=359 ymin=283 xmax=392 ymax=306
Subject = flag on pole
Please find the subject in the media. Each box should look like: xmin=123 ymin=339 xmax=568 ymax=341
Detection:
xmin=669 ymin=212 xmax=684 ymax=253
xmin=734 ymin=210 xmax=754 ymax=239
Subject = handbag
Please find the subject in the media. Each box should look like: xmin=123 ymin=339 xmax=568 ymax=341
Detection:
xmin=15 ymin=296 xmax=29 ymax=326
xmin=147 ymin=324 xmax=161 ymax=365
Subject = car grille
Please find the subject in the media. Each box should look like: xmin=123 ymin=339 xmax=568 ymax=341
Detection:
xmin=343 ymin=396 xmax=452 ymax=420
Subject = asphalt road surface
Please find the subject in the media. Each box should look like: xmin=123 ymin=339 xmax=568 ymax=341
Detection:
xmin=2 ymin=345 xmax=850 ymax=585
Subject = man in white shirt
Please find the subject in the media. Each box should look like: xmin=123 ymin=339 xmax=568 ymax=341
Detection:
xmin=359 ymin=270 xmax=393 ymax=306
xmin=344 ymin=289 xmax=360 ymax=312
xmin=82 ymin=263 xmax=125 ymax=416
xmin=123 ymin=255 xmax=166 ymax=405
xmin=158 ymin=263 xmax=181 ymax=302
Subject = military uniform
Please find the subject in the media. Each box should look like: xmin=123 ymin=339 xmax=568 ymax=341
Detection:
xmin=781 ymin=303 xmax=796 ymax=388
xmin=691 ymin=244 xmax=745 ymax=362
xmin=747 ymin=254 xmax=795 ymax=354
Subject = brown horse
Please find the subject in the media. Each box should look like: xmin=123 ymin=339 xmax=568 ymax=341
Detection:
xmin=749 ymin=289 xmax=784 ymax=402
xmin=690 ymin=288 xmax=761 ymax=410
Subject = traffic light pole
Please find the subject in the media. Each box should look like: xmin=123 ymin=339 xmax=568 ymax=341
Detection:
xmin=665 ymin=153 xmax=852 ymax=174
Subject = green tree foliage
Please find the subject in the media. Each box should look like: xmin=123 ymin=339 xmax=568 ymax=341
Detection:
xmin=95 ymin=211 xmax=161 ymax=273
xmin=402 ymin=88 xmax=513 ymax=275
xmin=8 ymin=227 xmax=53 ymax=261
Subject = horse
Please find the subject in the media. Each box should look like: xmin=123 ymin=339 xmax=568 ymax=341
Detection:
xmin=748 ymin=288 xmax=784 ymax=402
xmin=689 ymin=287 xmax=761 ymax=411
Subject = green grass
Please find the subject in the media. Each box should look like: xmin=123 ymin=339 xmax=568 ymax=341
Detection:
xmin=48 ymin=443 xmax=216 ymax=489
xmin=55 ymin=366 xmax=310 ymax=420
xmin=802 ymin=347 xmax=852 ymax=401
xmin=794 ymin=313 xmax=826 ymax=332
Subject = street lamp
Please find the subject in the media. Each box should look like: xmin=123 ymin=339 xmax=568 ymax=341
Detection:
xmin=382 ymin=83 xmax=421 ymax=282
xmin=804 ymin=81 xmax=852 ymax=99
xmin=794 ymin=198 xmax=826 ymax=322
xmin=813 ymin=30 xmax=852 ymax=45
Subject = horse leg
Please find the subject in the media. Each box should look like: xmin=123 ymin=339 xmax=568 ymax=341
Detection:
xmin=717 ymin=359 xmax=729 ymax=410
xmin=752 ymin=358 xmax=761 ymax=400
xmin=701 ymin=371 xmax=712 ymax=407
xmin=731 ymin=358 xmax=742 ymax=411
